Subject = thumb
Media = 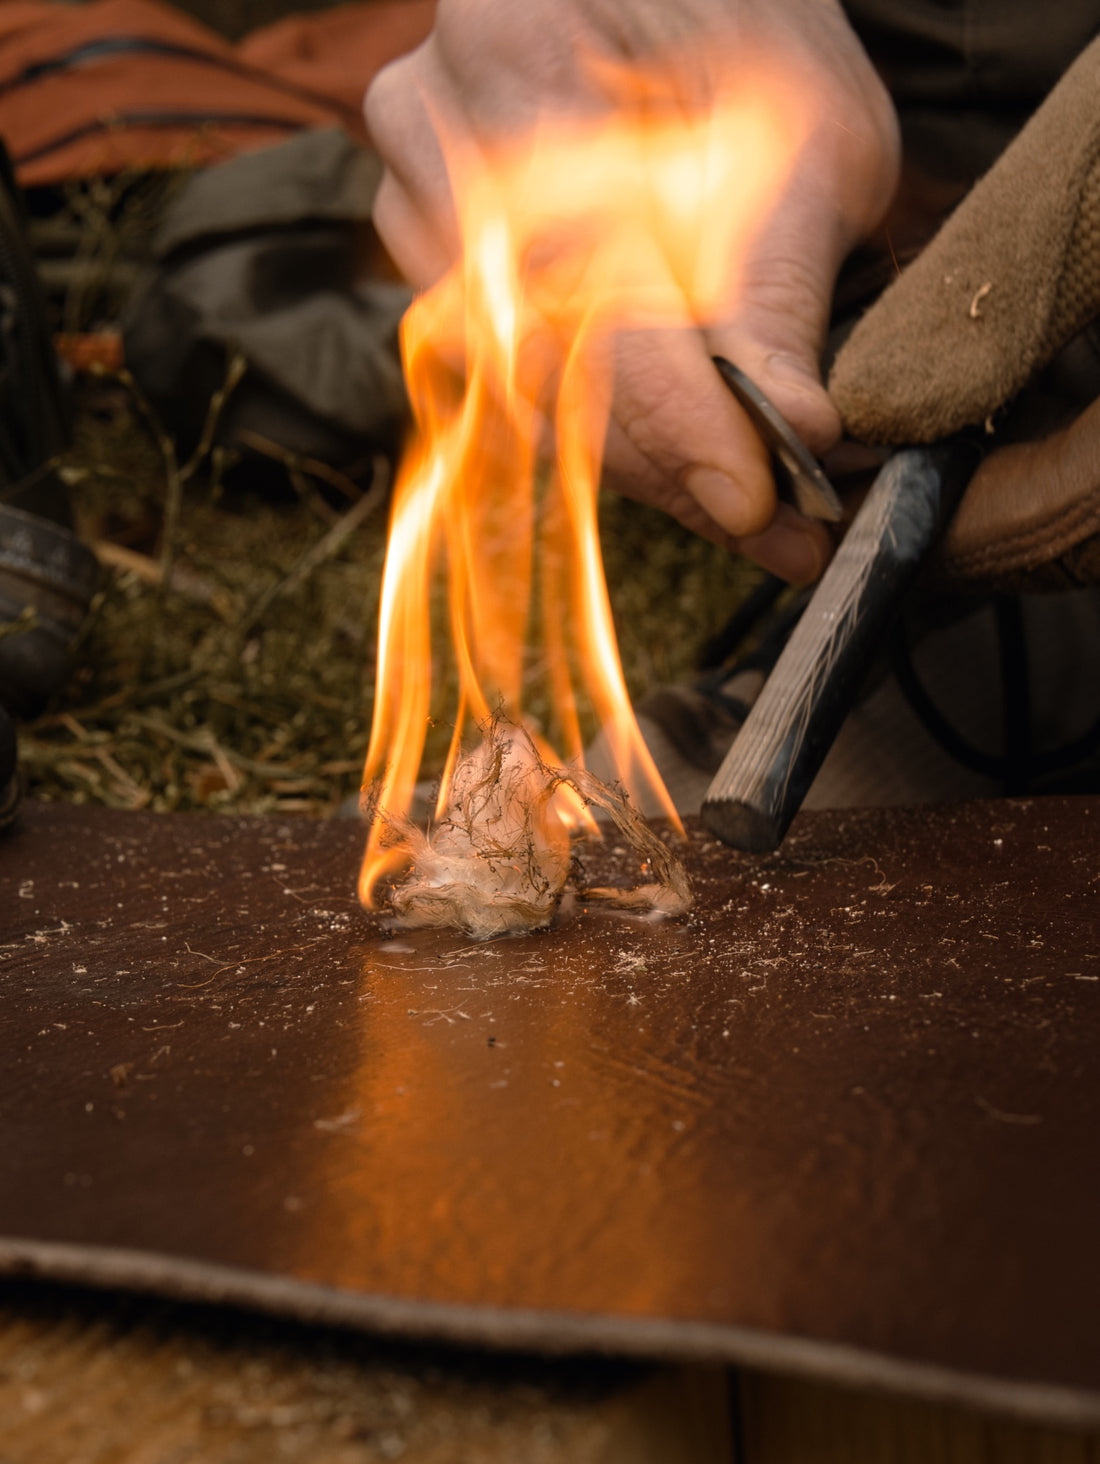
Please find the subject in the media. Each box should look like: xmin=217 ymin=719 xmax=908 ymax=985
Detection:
xmin=707 ymin=221 xmax=843 ymax=458
xmin=707 ymin=70 xmax=901 ymax=458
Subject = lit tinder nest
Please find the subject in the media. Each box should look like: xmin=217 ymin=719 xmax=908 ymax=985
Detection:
xmin=366 ymin=720 xmax=691 ymax=940
xmin=359 ymin=49 xmax=811 ymax=936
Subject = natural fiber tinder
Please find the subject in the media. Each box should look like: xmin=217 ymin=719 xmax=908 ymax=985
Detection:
xmin=366 ymin=722 xmax=692 ymax=940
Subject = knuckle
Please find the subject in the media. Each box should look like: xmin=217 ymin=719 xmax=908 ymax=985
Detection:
xmin=369 ymin=173 xmax=405 ymax=247
xmin=363 ymin=53 xmax=426 ymax=160
xmin=734 ymin=250 xmax=829 ymax=355
xmin=612 ymin=350 xmax=689 ymax=469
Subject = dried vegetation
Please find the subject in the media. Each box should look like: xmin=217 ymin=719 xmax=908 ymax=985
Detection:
xmin=16 ymin=175 xmax=753 ymax=820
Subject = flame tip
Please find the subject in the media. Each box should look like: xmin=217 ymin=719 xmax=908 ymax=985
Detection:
xmin=362 ymin=54 xmax=806 ymax=900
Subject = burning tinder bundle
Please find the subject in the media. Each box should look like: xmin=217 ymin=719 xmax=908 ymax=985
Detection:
xmin=367 ymin=719 xmax=691 ymax=939
xmin=358 ymin=47 xmax=814 ymax=936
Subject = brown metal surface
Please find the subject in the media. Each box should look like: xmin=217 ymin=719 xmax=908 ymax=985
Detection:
xmin=1 ymin=798 xmax=1098 ymax=1422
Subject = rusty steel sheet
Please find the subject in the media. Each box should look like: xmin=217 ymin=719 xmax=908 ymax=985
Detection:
xmin=1 ymin=797 xmax=1098 ymax=1425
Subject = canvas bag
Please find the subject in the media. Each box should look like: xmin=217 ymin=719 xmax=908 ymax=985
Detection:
xmin=120 ymin=127 xmax=411 ymax=472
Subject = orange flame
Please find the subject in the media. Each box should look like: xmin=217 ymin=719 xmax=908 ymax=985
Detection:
xmin=360 ymin=50 xmax=813 ymax=906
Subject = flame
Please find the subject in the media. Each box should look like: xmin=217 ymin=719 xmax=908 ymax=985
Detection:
xmin=360 ymin=49 xmax=813 ymax=907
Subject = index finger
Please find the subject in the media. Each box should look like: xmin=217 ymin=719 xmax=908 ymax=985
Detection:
xmin=608 ymin=323 xmax=778 ymax=540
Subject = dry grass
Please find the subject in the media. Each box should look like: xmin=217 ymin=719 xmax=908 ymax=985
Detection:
xmin=20 ymin=384 xmax=751 ymax=819
xmin=16 ymin=178 xmax=755 ymax=819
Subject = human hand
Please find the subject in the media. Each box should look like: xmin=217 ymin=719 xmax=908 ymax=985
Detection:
xmin=365 ymin=0 xmax=900 ymax=582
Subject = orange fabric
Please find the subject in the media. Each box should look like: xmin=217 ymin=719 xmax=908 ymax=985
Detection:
xmin=53 ymin=331 xmax=125 ymax=373
xmin=241 ymin=1 xmax=435 ymax=132
xmin=0 ymin=0 xmax=435 ymax=186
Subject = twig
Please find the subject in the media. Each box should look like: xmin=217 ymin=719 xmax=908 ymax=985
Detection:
xmin=92 ymin=538 xmax=235 ymax=618
xmin=61 ymin=175 xmax=121 ymax=337
xmin=91 ymin=747 xmax=152 ymax=809
xmin=55 ymin=757 xmax=105 ymax=793
xmin=236 ymin=428 xmax=365 ymax=504
xmin=32 ymin=669 xmax=203 ymax=727
xmin=163 ymin=351 xmax=247 ymax=590
xmin=0 ymin=454 xmax=63 ymax=506
xmin=239 ymin=456 xmax=390 ymax=635
xmin=98 ymin=351 xmax=247 ymax=594
xmin=180 ymin=353 xmax=248 ymax=486
xmin=0 ymin=607 xmax=37 ymax=641
xmin=125 ymin=712 xmax=312 ymax=781
xmin=58 ymin=712 xmax=90 ymax=740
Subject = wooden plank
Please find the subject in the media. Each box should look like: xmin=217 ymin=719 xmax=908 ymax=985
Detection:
xmin=0 ymin=1283 xmax=731 ymax=1464
xmin=738 ymin=1370 xmax=1100 ymax=1464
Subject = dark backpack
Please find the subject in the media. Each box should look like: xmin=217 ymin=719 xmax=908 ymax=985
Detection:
xmin=0 ymin=135 xmax=97 ymax=738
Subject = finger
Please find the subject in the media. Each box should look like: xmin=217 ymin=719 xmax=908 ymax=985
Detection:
xmin=371 ymin=172 xmax=454 ymax=289
xmin=733 ymin=502 xmax=834 ymax=585
xmin=605 ymin=406 xmax=832 ymax=584
xmin=706 ymin=246 xmax=841 ymax=460
xmin=602 ymin=414 xmax=746 ymax=550
xmin=705 ymin=141 xmax=853 ymax=458
xmin=365 ymin=46 xmax=461 ymax=284
xmin=608 ymin=324 xmax=778 ymax=539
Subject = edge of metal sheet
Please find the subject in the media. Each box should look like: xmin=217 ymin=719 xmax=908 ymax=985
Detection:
xmin=2 ymin=1237 xmax=1098 ymax=1430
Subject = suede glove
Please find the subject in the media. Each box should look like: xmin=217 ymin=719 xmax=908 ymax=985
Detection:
xmin=828 ymin=31 xmax=1100 ymax=589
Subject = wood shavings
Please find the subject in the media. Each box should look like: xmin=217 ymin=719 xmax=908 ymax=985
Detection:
xmin=969 ymin=282 xmax=993 ymax=319
xmin=366 ymin=720 xmax=692 ymax=940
